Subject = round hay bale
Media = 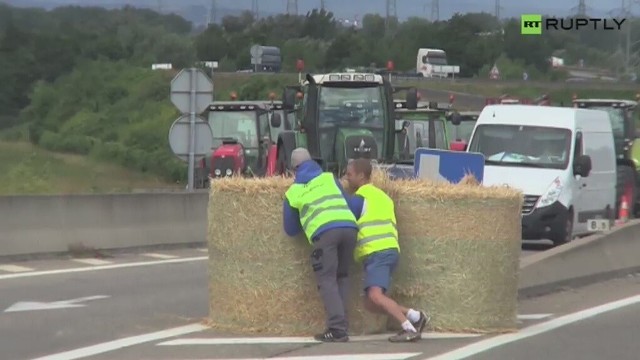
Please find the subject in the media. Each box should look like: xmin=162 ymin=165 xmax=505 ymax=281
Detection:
xmin=207 ymin=171 xmax=522 ymax=335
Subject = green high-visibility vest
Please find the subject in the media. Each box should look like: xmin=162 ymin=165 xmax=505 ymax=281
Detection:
xmin=285 ymin=172 xmax=356 ymax=244
xmin=354 ymin=183 xmax=399 ymax=262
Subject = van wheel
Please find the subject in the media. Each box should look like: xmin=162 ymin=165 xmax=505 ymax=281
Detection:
xmin=551 ymin=209 xmax=574 ymax=246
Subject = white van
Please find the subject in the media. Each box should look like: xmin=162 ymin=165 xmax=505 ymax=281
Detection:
xmin=467 ymin=105 xmax=616 ymax=245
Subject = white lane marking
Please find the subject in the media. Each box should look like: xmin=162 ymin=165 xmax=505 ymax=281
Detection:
xmin=197 ymin=248 xmax=208 ymax=253
xmin=141 ymin=253 xmax=178 ymax=259
xmin=213 ymin=354 xmax=422 ymax=360
xmin=72 ymin=258 xmax=113 ymax=266
xmin=0 ymin=264 xmax=34 ymax=272
xmin=157 ymin=332 xmax=481 ymax=346
xmin=31 ymin=323 xmax=208 ymax=360
xmin=423 ymin=293 xmax=640 ymax=360
xmin=0 ymin=256 xmax=207 ymax=281
xmin=517 ymin=314 xmax=553 ymax=320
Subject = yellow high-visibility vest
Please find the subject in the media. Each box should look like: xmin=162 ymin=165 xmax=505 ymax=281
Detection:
xmin=285 ymin=172 xmax=356 ymax=244
xmin=354 ymin=183 xmax=399 ymax=262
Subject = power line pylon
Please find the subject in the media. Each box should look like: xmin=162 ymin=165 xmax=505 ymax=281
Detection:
xmin=287 ymin=0 xmax=298 ymax=15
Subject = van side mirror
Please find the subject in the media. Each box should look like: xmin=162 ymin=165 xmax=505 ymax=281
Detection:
xmin=270 ymin=113 xmax=282 ymax=128
xmin=573 ymin=155 xmax=592 ymax=177
xmin=448 ymin=113 xmax=462 ymax=126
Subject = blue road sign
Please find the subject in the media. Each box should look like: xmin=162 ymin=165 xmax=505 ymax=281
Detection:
xmin=414 ymin=148 xmax=485 ymax=183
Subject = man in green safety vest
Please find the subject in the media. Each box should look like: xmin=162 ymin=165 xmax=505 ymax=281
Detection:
xmin=283 ymin=148 xmax=360 ymax=342
xmin=344 ymin=158 xmax=430 ymax=342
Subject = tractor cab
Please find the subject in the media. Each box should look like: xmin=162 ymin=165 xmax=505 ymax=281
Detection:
xmin=446 ymin=111 xmax=480 ymax=151
xmin=278 ymin=72 xmax=413 ymax=174
xmin=572 ymin=99 xmax=638 ymax=160
xmin=393 ymin=100 xmax=450 ymax=160
xmin=205 ymin=101 xmax=280 ymax=178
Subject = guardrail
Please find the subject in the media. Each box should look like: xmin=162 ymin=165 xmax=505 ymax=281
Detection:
xmin=0 ymin=192 xmax=208 ymax=258
xmin=212 ymin=72 xmax=639 ymax=89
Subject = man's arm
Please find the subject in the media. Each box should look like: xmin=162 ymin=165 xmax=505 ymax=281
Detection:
xmin=334 ymin=178 xmax=364 ymax=220
xmin=282 ymin=198 xmax=303 ymax=236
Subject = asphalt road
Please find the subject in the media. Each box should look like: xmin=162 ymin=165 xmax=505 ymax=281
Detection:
xmin=0 ymin=241 xmax=590 ymax=360
xmin=419 ymin=89 xmax=486 ymax=110
xmin=24 ymin=269 xmax=640 ymax=360
xmin=470 ymin=302 xmax=640 ymax=360
xmin=0 ymin=254 xmax=208 ymax=360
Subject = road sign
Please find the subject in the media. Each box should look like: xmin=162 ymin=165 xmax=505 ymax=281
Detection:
xmin=168 ymin=115 xmax=213 ymax=162
xmin=170 ymin=68 xmax=214 ymax=114
xmin=414 ymin=148 xmax=485 ymax=184
xmin=169 ymin=68 xmax=214 ymax=191
xmin=4 ymin=295 xmax=110 ymax=313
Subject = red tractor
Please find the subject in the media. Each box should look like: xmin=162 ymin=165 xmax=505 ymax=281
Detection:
xmin=199 ymin=99 xmax=282 ymax=183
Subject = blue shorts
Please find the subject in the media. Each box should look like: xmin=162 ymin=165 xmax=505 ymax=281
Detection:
xmin=363 ymin=249 xmax=399 ymax=293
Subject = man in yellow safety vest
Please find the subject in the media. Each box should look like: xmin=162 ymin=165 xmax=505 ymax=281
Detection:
xmin=344 ymin=158 xmax=430 ymax=342
xmin=283 ymin=148 xmax=360 ymax=342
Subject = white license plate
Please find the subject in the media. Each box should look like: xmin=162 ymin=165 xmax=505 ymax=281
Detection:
xmin=587 ymin=219 xmax=611 ymax=232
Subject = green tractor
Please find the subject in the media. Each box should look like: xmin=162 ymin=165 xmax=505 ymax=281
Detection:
xmin=393 ymin=100 xmax=453 ymax=161
xmin=275 ymin=72 xmax=418 ymax=174
xmin=573 ymin=98 xmax=640 ymax=217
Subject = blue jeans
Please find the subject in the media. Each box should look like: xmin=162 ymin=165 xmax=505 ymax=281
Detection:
xmin=362 ymin=248 xmax=400 ymax=293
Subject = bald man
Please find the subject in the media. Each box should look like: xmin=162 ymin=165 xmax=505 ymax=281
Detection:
xmin=283 ymin=148 xmax=360 ymax=342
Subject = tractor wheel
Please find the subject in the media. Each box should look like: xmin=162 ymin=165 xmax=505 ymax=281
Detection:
xmin=276 ymin=146 xmax=287 ymax=175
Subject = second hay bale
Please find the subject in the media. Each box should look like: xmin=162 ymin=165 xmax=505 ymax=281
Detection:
xmin=208 ymin=172 xmax=523 ymax=335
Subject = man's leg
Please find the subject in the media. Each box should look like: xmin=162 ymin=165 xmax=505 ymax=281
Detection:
xmin=363 ymin=250 xmax=422 ymax=342
xmin=311 ymin=229 xmax=348 ymax=342
xmin=335 ymin=228 xmax=357 ymax=330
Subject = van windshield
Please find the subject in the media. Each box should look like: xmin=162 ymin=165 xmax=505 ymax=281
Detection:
xmin=468 ymin=124 xmax=572 ymax=170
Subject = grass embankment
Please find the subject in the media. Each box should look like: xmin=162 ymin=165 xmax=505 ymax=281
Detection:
xmin=0 ymin=141 xmax=177 ymax=195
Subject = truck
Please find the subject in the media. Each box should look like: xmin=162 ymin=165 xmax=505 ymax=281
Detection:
xmin=275 ymin=72 xmax=419 ymax=175
xmin=416 ymin=48 xmax=460 ymax=78
xmin=573 ymin=98 xmax=640 ymax=218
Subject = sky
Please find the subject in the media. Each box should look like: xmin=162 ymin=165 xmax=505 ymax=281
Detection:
xmin=6 ymin=0 xmax=632 ymax=20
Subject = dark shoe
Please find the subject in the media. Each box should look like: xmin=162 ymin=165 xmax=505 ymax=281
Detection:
xmin=388 ymin=329 xmax=421 ymax=342
xmin=412 ymin=311 xmax=431 ymax=333
xmin=314 ymin=329 xmax=349 ymax=342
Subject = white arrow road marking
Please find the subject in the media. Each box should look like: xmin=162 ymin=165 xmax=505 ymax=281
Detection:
xmin=3 ymin=295 xmax=110 ymax=313
xmin=72 ymin=258 xmax=113 ymax=266
xmin=0 ymin=265 xmax=34 ymax=273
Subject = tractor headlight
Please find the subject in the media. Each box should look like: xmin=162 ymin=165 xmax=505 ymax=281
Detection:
xmin=225 ymin=169 xmax=233 ymax=176
xmin=214 ymin=169 xmax=221 ymax=176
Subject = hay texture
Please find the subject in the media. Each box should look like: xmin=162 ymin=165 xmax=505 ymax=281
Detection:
xmin=207 ymin=171 xmax=523 ymax=335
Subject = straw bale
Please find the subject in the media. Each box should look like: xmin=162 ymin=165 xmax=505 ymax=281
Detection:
xmin=208 ymin=170 xmax=523 ymax=335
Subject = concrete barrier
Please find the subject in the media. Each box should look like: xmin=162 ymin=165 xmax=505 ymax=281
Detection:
xmin=518 ymin=220 xmax=640 ymax=298
xmin=0 ymin=192 xmax=208 ymax=257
